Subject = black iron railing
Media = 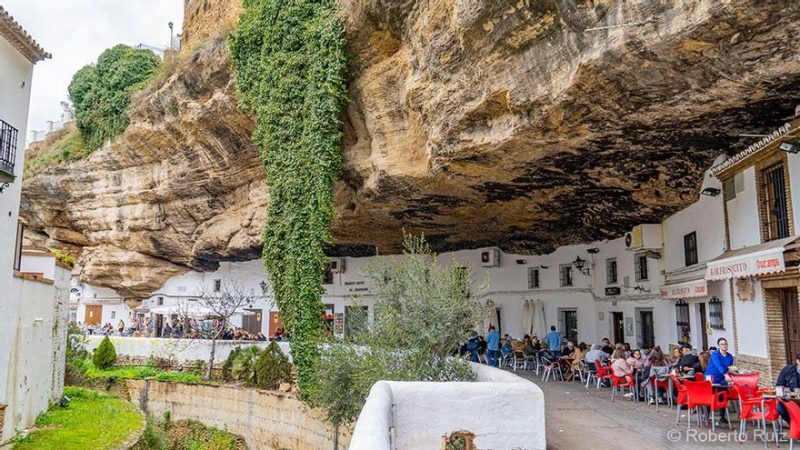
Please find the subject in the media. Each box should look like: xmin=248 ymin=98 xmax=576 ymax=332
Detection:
xmin=0 ymin=119 xmax=19 ymax=178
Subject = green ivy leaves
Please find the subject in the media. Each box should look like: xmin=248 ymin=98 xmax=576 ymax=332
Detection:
xmin=229 ymin=0 xmax=348 ymax=397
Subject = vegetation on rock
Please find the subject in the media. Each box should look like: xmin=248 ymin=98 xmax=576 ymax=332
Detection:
xmin=11 ymin=387 xmax=142 ymax=450
xmin=68 ymin=44 xmax=160 ymax=151
xmin=228 ymin=0 xmax=349 ymax=397
xmin=51 ymin=248 xmax=77 ymax=269
xmin=310 ymin=234 xmax=485 ymax=428
xmin=134 ymin=415 xmax=246 ymax=450
xmin=23 ymin=128 xmax=89 ymax=178
xmin=223 ymin=343 xmax=293 ymax=389
xmin=92 ymin=335 xmax=117 ymax=369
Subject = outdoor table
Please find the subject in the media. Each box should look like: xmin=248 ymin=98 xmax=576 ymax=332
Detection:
xmin=559 ymin=356 xmax=574 ymax=380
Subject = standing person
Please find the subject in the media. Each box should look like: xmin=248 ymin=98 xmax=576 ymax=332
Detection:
xmin=117 ymin=319 xmax=125 ymax=335
xmin=776 ymin=352 xmax=800 ymax=424
xmin=487 ymin=326 xmax=501 ymax=367
xmin=545 ymin=326 xmax=562 ymax=357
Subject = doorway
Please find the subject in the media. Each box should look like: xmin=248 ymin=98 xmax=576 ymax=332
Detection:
xmin=782 ymin=288 xmax=800 ymax=363
xmin=242 ymin=308 xmax=262 ymax=334
xmin=345 ymin=305 xmax=368 ymax=338
xmin=268 ymin=311 xmax=283 ymax=337
xmin=698 ymin=303 xmax=709 ymax=350
xmin=494 ymin=308 xmax=503 ymax=335
xmin=611 ymin=312 xmax=624 ymax=345
xmin=638 ymin=310 xmax=655 ymax=348
xmin=84 ymin=305 xmax=102 ymax=325
xmin=558 ymin=309 xmax=578 ymax=343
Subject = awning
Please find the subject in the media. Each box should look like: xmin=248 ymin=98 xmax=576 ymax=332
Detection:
xmin=660 ymin=278 xmax=708 ymax=299
xmin=705 ymin=236 xmax=799 ymax=281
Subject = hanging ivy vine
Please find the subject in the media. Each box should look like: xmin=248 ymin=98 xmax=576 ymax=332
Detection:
xmin=228 ymin=0 xmax=348 ymax=396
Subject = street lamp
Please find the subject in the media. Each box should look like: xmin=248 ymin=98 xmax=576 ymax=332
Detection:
xmin=168 ymin=22 xmax=174 ymax=49
xmin=572 ymin=255 xmax=590 ymax=276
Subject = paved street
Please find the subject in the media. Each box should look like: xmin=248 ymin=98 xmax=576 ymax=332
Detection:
xmin=511 ymin=369 xmax=784 ymax=449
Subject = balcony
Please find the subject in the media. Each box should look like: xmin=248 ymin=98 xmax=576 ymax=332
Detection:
xmin=0 ymin=119 xmax=19 ymax=183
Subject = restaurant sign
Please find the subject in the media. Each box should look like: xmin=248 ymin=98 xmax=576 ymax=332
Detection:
xmin=705 ymin=249 xmax=786 ymax=281
xmin=605 ymin=287 xmax=621 ymax=296
xmin=660 ymin=279 xmax=707 ymax=299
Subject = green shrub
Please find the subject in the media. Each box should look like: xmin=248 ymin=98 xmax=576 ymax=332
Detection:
xmin=92 ymin=336 xmax=117 ymax=369
xmin=221 ymin=347 xmax=241 ymax=381
xmin=255 ymin=341 xmax=292 ymax=390
xmin=68 ymin=44 xmax=160 ymax=151
xmin=231 ymin=347 xmax=261 ymax=385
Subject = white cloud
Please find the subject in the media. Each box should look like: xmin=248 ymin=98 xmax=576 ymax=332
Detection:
xmin=3 ymin=0 xmax=184 ymax=138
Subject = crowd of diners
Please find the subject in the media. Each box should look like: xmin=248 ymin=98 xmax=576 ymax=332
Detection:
xmin=76 ymin=318 xmax=290 ymax=342
xmin=457 ymin=325 xmax=800 ymax=434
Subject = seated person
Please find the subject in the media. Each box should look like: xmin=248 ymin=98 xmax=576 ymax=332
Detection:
xmin=600 ymin=338 xmax=614 ymax=355
xmin=777 ymin=352 xmax=800 ymax=424
xmin=705 ymin=338 xmax=734 ymax=384
xmin=674 ymin=343 xmax=699 ymax=374
xmin=585 ymin=344 xmax=609 ymax=365
xmin=610 ymin=348 xmax=634 ymax=397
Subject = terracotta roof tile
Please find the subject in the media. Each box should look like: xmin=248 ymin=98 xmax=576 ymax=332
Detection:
xmin=0 ymin=6 xmax=50 ymax=63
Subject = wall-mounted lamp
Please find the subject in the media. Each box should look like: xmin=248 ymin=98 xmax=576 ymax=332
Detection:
xmin=587 ymin=247 xmax=600 ymax=254
xmin=572 ymin=256 xmax=590 ymax=276
xmin=780 ymin=141 xmax=800 ymax=154
xmin=540 ymin=265 xmax=549 ymax=270
xmin=515 ymin=259 xmax=527 ymax=265
xmin=700 ymin=187 xmax=721 ymax=197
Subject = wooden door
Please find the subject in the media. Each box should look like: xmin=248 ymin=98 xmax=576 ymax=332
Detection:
xmin=85 ymin=305 xmax=102 ymax=325
xmin=268 ymin=311 xmax=283 ymax=337
xmin=782 ymin=289 xmax=800 ymax=363
xmin=612 ymin=312 xmax=624 ymax=344
xmin=242 ymin=309 xmax=262 ymax=334
xmin=698 ymin=303 xmax=709 ymax=350
xmin=639 ymin=310 xmax=654 ymax=348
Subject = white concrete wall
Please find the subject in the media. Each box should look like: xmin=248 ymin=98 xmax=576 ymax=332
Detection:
xmin=0 ymin=30 xmax=36 ymax=444
xmin=19 ymin=253 xmax=56 ymax=280
xmin=1 ymin=266 xmax=69 ymax=442
xmin=350 ymin=363 xmax=545 ymax=450
xmin=84 ymin=335 xmax=292 ymax=364
xmin=727 ymin=166 xmax=761 ymax=249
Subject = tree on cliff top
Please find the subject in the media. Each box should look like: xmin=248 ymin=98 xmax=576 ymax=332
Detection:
xmin=68 ymin=44 xmax=160 ymax=151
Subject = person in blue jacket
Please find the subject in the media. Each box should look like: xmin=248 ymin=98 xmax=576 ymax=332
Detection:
xmin=486 ymin=325 xmax=501 ymax=367
xmin=705 ymin=337 xmax=735 ymax=423
xmin=705 ymin=337 xmax=735 ymax=384
xmin=545 ymin=325 xmax=562 ymax=357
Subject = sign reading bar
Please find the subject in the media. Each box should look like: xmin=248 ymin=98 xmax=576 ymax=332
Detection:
xmin=660 ymin=279 xmax=707 ymax=299
xmin=605 ymin=287 xmax=621 ymax=296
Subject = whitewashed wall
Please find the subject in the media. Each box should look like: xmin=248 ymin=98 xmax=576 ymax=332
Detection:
xmin=788 ymin=153 xmax=800 ymax=231
xmin=350 ymin=363 xmax=545 ymax=449
xmin=0 ymin=32 xmax=36 ymax=444
xmin=19 ymin=252 xmax=56 ymax=279
xmin=727 ymin=166 xmax=761 ymax=249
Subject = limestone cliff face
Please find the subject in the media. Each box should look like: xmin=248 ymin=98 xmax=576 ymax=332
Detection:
xmin=21 ymin=0 xmax=800 ymax=298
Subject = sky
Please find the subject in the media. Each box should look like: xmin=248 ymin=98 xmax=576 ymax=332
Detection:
xmin=4 ymin=0 xmax=184 ymax=139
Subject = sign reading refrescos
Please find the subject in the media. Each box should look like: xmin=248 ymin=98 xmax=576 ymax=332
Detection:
xmin=660 ymin=279 xmax=707 ymax=299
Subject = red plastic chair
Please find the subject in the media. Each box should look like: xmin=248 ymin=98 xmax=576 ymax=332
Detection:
xmin=780 ymin=399 xmax=800 ymax=450
xmin=737 ymin=386 xmax=778 ymax=445
xmin=730 ymin=373 xmax=761 ymax=401
xmin=611 ymin=374 xmax=636 ymax=402
xmin=595 ymin=360 xmax=614 ymax=390
xmin=672 ymin=375 xmax=690 ymax=425
xmin=694 ymin=372 xmax=705 ymax=381
xmin=684 ymin=380 xmax=730 ymax=432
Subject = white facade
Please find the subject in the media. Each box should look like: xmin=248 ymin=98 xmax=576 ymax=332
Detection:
xmin=0 ymin=9 xmax=50 ymax=443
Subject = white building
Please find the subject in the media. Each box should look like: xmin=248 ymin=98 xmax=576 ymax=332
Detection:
xmin=0 ymin=6 xmax=63 ymax=443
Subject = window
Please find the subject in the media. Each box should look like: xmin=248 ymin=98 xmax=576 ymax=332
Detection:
xmin=605 ymin=258 xmax=617 ymax=285
xmin=634 ymin=252 xmax=649 ymax=281
xmin=0 ymin=119 xmax=19 ymax=178
xmin=456 ymin=266 xmax=470 ymax=297
xmin=157 ymin=296 xmax=164 ymax=306
xmin=559 ymin=264 xmax=573 ymax=287
xmin=322 ymin=263 xmax=334 ymax=285
xmin=683 ymin=232 xmax=698 ymax=266
xmin=723 ymin=172 xmax=745 ymax=201
xmin=709 ymin=297 xmax=724 ymax=330
xmin=111 ymin=311 xmax=116 ymax=319
xmin=527 ymin=268 xmax=540 ymax=289
xmin=213 ymin=279 xmax=222 ymax=292
xmin=675 ymin=301 xmax=691 ymax=344
xmin=762 ymin=163 xmax=790 ymax=241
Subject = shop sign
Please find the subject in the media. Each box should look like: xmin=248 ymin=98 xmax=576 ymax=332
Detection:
xmin=605 ymin=287 xmax=621 ymax=296
xmin=659 ymin=279 xmax=707 ymax=299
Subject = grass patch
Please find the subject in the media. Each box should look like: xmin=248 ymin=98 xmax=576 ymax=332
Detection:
xmin=12 ymin=387 xmax=142 ymax=450
xmin=81 ymin=361 xmax=205 ymax=384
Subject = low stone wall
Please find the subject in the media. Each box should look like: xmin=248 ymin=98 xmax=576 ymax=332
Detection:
xmin=126 ymin=380 xmax=350 ymax=450
xmin=349 ymin=363 xmax=546 ymax=449
xmin=85 ymin=335 xmax=291 ymax=365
